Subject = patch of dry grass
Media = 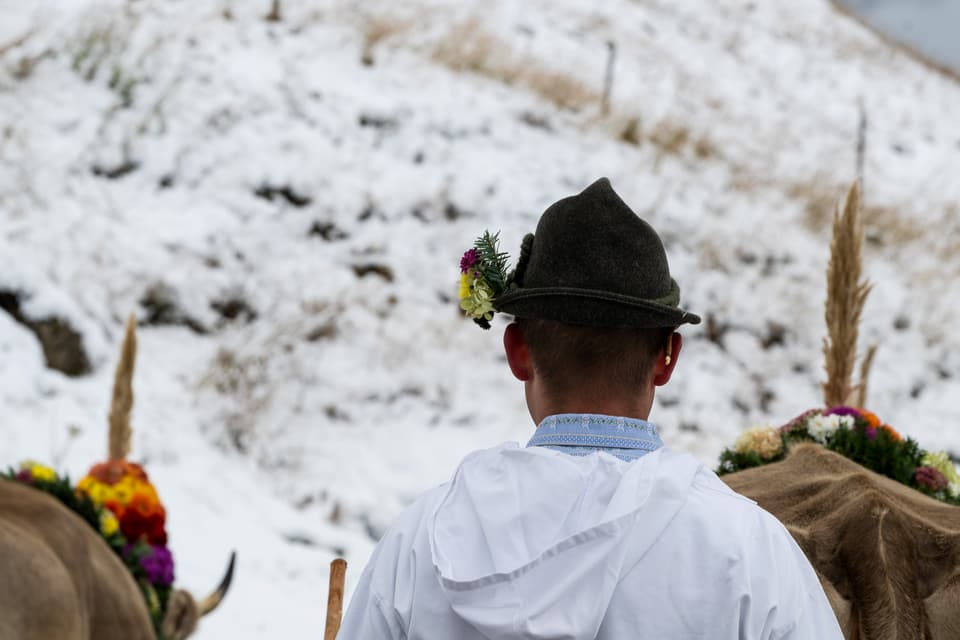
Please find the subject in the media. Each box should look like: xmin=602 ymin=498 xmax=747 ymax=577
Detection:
xmin=648 ymin=120 xmax=691 ymax=155
xmin=785 ymin=174 xmax=930 ymax=250
xmin=862 ymin=202 xmax=926 ymax=247
xmin=431 ymin=19 xmax=598 ymax=110
xmin=607 ymin=113 xmax=720 ymax=165
xmin=785 ymin=175 xmax=840 ymax=232
xmin=360 ymin=13 xmax=410 ymax=66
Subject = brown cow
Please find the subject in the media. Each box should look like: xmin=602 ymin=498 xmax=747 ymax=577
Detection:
xmin=0 ymin=478 xmax=233 ymax=640
xmin=723 ymin=443 xmax=960 ymax=640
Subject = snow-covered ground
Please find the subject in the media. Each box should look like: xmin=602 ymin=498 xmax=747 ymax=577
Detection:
xmin=1 ymin=0 xmax=959 ymax=636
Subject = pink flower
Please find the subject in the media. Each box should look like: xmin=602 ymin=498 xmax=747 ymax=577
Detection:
xmin=460 ymin=248 xmax=479 ymax=273
xmin=916 ymin=466 xmax=948 ymax=492
xmin=779 ymin=409 xmax=820 ymax=433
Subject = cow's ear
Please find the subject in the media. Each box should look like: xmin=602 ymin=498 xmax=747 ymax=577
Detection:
xmin=161 ymin=589 xmax=200 ymax=640
xmin=925 ymin=573 xmax=960 ymax=639
xmin=789 ymin=525 xmax=854 ymax=601
xmin=788 ymin=526 xmax=855 ymax=635
xmin=916 ymin=530 xmax=960 ymax=599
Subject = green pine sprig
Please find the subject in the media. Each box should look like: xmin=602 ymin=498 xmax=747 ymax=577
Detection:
xmin=473 ymin=231 xmax=509 ymax=295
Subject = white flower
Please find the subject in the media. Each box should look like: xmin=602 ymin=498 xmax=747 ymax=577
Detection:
xmin=805 ymin=414 xmax=853 ymax=444
xmin=949 ymin=482 xmax=960 ymax=499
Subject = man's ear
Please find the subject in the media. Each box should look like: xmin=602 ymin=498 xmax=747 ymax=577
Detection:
xmin=652 ymin=332 xmax=682 ymax=386
xmin=503 ymin=323 xmax=533 ymax=381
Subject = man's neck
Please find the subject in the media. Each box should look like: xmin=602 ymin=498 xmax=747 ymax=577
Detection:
xmin=530 ymin=396 xmax=654 ymax=425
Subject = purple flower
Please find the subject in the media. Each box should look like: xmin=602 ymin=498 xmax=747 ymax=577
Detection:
xmin=460 ymin=248 xmax=479 ymax=273
xmin=865 ymin=427 xmax=878 ymax=440
xmin=825 ymin=406 xmax=862 ymax=419
xmin=916 ymin=466 xmax=948 ymax=492
xmin=139 ymin=545 xmax=175 ymax=587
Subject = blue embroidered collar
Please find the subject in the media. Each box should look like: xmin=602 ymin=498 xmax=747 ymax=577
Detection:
xmin=526 ymin=413 xmax=664 ymax=462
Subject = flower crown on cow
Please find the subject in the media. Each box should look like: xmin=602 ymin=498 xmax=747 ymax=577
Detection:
xmin=718 ymin=406 xmax=960 ymax=506
xmin=5 ymin=459 xmax=176 ymax=637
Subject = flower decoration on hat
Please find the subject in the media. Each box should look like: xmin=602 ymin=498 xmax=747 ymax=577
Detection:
xmin=459 ymin=231 xmax=510 ymax=329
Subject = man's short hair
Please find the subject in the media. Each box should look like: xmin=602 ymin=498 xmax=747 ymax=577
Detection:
xmin=516 ymin=318 xmax=672 ymax=398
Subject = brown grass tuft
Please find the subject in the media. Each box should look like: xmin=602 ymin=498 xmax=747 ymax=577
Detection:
xmin=431 ymin=19 xmax=598 ymax=110
xmin=360 ymin=14 xmax=410 ymax=66
xmin=822 ymin=182 xmax=873 ymax=408
xmin=693 ymin=135 xmax=718 ymax=159
xmin=108 ymin=314 xmax=137 ymax=461
xmin=785 ymin=175 xmax=838 ymax=231
xmin=618 ymin=117 xmax=642 ymax=146
xmin=861 ymin=203 xmax=925 ymax=247
xmin=648 ymin=120 xmax=691 ymax=156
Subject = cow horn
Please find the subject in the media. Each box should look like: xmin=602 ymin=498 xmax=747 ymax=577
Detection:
xmin=198 ymin=551 xmax=236 ymax=616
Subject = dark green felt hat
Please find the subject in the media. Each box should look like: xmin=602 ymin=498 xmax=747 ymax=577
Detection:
xmin=494 ymin=177 xmax=700 ymax=328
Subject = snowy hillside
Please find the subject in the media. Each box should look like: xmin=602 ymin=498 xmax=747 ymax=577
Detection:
xmin=1 ymin=0 xmax=959 ymax=636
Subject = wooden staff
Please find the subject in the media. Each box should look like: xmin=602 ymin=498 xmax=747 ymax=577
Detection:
xmin=324 ymin=559 xmax=347 ymax=640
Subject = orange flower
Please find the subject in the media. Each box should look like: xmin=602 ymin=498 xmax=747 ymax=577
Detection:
xmin=104 ymin=499 xmax=126 ymax=521
xmin=858 ymin=409 xmax=882 ymax=428
xmin=879 ymin=424 xmax=902 ymax=442
xmin=86 ymin=460 xmax=149 ymax=486
xmin=81 ymin=460 xmax=169 ymax=545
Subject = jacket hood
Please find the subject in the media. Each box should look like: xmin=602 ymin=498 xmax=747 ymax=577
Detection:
xmin=429 ymin=443 xmax=700 ymax=639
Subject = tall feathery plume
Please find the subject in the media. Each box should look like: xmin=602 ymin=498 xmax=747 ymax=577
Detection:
xmin=108 ymin=314 xmax=137 ymax=461
xmin=822 ymin=182 xmax=873 ymax=408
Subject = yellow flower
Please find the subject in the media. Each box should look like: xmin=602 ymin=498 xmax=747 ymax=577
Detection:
xmin=460 ymin=278 xmax=495 ymax=321
xmin=111 ymin=482 xmax=133 ymax=505
xmin=99 ymin=510 xmax=119 ymax=536
xmin=734 ymin=426 xmax=783 ymax=460
xmin=459 ymin=273 xmax=472 ymax=300
xmin=21 ymin=461 xmax=57 ymax=483
xmin=84 ymin=483 xmax=109 ymax=505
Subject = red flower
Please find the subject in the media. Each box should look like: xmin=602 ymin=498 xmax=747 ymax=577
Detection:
xmin=119 ymin=493 xmax=167 ymax=545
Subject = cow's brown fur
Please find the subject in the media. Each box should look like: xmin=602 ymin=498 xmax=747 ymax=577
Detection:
xmin=0 ymin=478 xmax=232 ymax=640
xmin=0 ymin=478 xmax=155 ymax=640
xmin=724 ymin=444 xmax=960 ymax=640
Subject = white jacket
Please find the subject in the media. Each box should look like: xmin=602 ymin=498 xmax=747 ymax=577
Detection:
xmin=339 ymin=443 xmax=842 ymax=639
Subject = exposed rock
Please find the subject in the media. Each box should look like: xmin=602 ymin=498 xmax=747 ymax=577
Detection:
xmin=253 ymin=183 xmax=312 ymax=208
xmin=0 ymin=290 xmax=91 ymax=377
xmin=211 ymin=294 xmax=258 ymax=325
xmin=139 ymin=283 xmax=208 ymax=334
xmin=351 ymin=263 xmax=394 ymax=282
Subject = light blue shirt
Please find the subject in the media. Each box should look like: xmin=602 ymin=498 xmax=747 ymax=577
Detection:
xmin=527 ymin=413 xmax=664 ymax=462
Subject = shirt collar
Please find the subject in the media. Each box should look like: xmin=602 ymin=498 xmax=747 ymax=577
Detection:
xmin=526 ymin=413 xmax=664 ymax=462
